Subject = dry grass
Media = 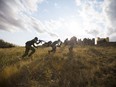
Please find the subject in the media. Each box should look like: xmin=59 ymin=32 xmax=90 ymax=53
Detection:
xmin=0 ymin=46 xmax=116 ymax=87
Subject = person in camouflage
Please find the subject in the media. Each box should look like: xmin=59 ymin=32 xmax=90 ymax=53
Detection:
xmin=68 ymin=36 xmax=77 ymax=52
xmin=22 ymin=37 xmax=41 ymax=58
xmin=42 ymin=41 xmax=52 ymax=47
xmin=64 ymin=38 xmax=69 ymax=46
xmin=48 ymin=39 xmax=62 ymax=54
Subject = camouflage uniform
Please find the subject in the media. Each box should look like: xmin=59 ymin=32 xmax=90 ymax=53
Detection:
xmin=69 ymin=36 xmax=77 ymax=52
xmin=64 ymin=38 xmax=68 ymax=46
xmin=49 ymin=39 xmax=62 ymax=53
xmin=43 ymin=41 xmax=52 ymax=47
xmin=22 ymin=37 xmax=40 ymax=57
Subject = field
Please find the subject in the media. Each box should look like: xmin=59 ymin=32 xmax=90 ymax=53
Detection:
xmin=0 ymin=46 xmax=116 ymax=87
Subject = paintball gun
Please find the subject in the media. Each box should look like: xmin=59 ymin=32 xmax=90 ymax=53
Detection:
xmin=39 ymin=40 xmax=46 ymax=43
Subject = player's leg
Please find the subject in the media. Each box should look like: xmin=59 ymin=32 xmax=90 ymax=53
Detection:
xmin=28 ymin=47 xmax=35 ymax=57
xmin=22 ymin=46 xmax=30 ymax=58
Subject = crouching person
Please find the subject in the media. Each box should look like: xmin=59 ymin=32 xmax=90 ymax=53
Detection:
xmin=22 ymin=37 xmax=41 ymax=58
xmin=48 ymin=39 xmax=62 ymax=54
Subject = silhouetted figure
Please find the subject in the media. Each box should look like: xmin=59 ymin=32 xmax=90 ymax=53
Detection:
xmin=22 ymin=37 xmax=41 ymax=58
xmin=64 ymin=38 xmax=68 ymax=46
xmin=42 ymin=41 xmax=52 ymax=47
xmin=48 ymin=39 xmax=62 ymax=54
xmin=68 ymin=36 xmax=77 ymax=52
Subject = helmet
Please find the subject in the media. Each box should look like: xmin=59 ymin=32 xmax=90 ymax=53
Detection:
xmin=34 ymin=37 xmax=38 ymax=41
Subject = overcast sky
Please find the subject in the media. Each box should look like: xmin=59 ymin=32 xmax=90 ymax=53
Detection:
xmin=0 ymin=0 xmax=116 ymax=46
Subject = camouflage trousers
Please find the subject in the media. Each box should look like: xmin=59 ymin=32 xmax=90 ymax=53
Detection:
xmin=69 ymin=44 xmax=75 ymax=52
xmin=22 ymin=46 xmax=35 ymax=57
xmin=48 ymin=45 xmax=56 ymax=54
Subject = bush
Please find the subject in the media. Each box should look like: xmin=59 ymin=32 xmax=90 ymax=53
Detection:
xmin=0 ymin=39 xmax=15 ymax=48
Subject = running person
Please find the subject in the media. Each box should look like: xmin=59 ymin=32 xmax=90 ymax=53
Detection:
xmin=22 ymin=37 xmax=41 ymax=58
xmin=48 ymin=39 xmax=62 ymax=54
xmin=68 ymin=36 xmax=77 ymax=52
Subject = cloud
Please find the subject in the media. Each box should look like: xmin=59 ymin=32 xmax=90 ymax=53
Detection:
xmin=30 ymin=17 xmax=58 ymax=37
xmin=1 ymin=0 xmax=116 ymax=41
xmin=0 ymin=0 xmax=58 ymax=37
xmin=0 ymin=0 xmax=24 ymax=31
xmin=85 ymin=29 xmax=99 ymax=37
xmin=75 ymin=0 xmax=116 ymax=41
xmin=22 ymin=0 xmax=44 ymax=12
xmin=75 ymin=0 xmax=82 ymax=6
xmin=110 ymin=34 xmax=116 ymax=41
xmin=75 ymin=0 xmax=104 ymax=36
xmin=47 ymin=32 xmax=58 ymax=37
xmin=103 ymin=0 xmax=116 ymax=36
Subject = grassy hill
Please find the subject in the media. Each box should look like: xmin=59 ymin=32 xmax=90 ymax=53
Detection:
xmin=0 ymin=46 xmax=116 ymax=87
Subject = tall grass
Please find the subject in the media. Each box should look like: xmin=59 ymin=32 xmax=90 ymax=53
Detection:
xmin=0 ymin=46 xmax=116 ymax=87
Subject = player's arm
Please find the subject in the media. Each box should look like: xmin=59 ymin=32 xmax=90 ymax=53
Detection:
xmin=36 ymin=40 xmax=44 ymax=44
xmin=33 ymin=43 xmax=38 ymax=48
xmin=57 ymin=41 xmax=62 ymax=47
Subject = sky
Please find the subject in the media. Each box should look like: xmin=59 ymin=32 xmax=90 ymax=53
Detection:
xmin=0 ymin=0 xmax=116 ymax=46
